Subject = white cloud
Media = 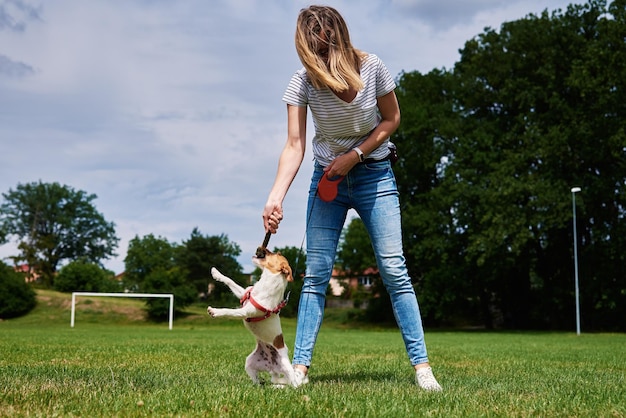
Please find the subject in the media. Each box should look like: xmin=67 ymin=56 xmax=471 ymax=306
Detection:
xmin=1 ymin=0 xmax=574 ymax=273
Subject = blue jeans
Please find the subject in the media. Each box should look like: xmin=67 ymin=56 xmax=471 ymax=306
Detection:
xmin=293 ymin=160 xmax=430 ymax=368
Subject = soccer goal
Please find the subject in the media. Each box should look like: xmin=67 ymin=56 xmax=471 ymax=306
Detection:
xmin=70 ymin=292 xmax=175 ymax=330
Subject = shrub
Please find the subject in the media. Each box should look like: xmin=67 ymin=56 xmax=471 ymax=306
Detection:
xmin=54 ymin=260 xmax=119 ymax=293
xmin=0 ymin=261 xmax=37 ymax=319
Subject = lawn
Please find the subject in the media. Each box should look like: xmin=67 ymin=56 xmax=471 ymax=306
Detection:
xmin=1 ymin=290 xmax=625 ymax=417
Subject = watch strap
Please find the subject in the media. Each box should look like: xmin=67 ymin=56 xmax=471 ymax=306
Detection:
xmin=353 ymin=147 xmax=364 ymax=162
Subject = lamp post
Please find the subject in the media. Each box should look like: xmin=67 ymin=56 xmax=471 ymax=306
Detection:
xmin=571 ymin=187 xmax=581 ymax=335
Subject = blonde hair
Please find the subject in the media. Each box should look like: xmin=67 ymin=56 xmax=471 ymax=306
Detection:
xmin=295 ymin=5 xmax=366 ymax=91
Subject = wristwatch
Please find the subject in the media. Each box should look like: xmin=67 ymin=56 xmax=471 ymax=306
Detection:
xmin=353 ymin=147 xmax=364 ymax=162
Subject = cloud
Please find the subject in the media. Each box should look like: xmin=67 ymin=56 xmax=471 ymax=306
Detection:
xmin=387 ymin=0 xmax=510 ymax=26
xmin=0 ymin=54 xmax=34 ymax=76
xmin=0 ymin=0 xmax=42 ymax=32
xmin=0 ymin=0 xmax=574 ymax=274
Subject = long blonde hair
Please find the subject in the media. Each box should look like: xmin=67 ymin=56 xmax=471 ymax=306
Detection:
xmin=295 ymin=5 xmax=366 ymax=91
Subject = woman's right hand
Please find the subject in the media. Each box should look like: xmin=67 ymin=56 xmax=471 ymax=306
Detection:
xmin=263 ymin=203 xmax=283 ymax=234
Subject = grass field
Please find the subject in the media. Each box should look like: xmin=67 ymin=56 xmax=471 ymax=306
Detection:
xmin=1 ymin=290 xmax=625 ymax=417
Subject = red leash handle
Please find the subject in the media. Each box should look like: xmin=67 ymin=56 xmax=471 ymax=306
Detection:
xmin=317 ymin=174 xmax=345 ymax=202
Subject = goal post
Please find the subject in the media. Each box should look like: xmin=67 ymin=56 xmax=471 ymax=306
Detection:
xmin=70 ymin=292 xmax=175 ymax=330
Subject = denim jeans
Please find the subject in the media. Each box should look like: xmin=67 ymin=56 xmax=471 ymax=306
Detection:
xmin=292 ymin=160 xmax=430 ymax=367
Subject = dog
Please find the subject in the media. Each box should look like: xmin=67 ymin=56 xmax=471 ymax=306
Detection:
xmin=207 ymin=249 xmax=297 ymax=387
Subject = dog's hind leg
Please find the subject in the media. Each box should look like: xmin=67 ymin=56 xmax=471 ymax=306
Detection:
xmin=270 ymin=346 xmax=296 ymax=387
xmin=245 ymin=343 xmax=269 ymax=385
xmin=211 ymin=267 xmax=247 ymax=299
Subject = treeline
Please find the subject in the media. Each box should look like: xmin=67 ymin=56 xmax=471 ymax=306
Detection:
xmin=387 ymin=0 xmax=626 ymax=331
xmin=0 ymin=222 xmax=306 ymax=320
xmin=0 ymin=181 xmax=298 ymax=319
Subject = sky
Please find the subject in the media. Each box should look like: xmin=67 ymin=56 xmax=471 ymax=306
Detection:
xmin=0 ymin=0 xmax=576 ymax=274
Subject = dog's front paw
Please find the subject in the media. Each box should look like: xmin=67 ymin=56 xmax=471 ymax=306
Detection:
xmin=207 ymin=306 xmax=218 ymax=317
xmin=211 ymin=267 xmax=222 ymax=282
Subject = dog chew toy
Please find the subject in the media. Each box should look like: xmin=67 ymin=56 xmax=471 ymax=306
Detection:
xmin=317 ymin=174 xmax=345 ymax=202
xmin=255 ymin=232 xmax=271 ymax=258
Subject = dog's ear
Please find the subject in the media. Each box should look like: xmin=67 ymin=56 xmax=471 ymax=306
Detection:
xmin=280 ymin=262 xmax=293 ymax=282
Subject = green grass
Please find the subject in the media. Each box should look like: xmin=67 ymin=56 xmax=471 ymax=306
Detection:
xmin=1 ymin=291 xmax=625 ymax=417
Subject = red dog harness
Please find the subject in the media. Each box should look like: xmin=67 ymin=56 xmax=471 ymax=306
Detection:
xmin=240 ymin=287 xmax=289 ymax=323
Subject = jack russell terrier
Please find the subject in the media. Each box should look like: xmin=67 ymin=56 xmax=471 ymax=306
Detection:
xmin=207 ymin=249 xmax=298 ymax=387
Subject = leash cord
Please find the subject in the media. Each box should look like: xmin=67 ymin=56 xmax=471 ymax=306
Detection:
xmin=293 ymin=184 xmax=320 ymax=279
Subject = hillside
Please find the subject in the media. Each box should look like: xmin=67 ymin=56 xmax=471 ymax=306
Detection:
xmin=5 ymin=289 xmax=212 ymax=328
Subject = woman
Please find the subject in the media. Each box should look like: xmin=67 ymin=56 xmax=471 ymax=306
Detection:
xmin=262 ymin=5 xmax=442 ymax=391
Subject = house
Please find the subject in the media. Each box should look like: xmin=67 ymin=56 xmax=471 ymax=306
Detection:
xmin=14 ymin=264 xmax=40 ymax=283
xmin=329 ymin=266 xmax=379 ymax=297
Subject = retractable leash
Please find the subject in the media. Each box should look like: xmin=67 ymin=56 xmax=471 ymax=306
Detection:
xmin=317 ymin=173 xmax=345 ymax=202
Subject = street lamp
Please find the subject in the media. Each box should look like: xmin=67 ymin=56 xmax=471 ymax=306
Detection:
xmin=571 ymin=187 xmax=581 ymax=335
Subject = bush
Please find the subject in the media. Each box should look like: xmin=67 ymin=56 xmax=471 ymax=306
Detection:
xmin=54 ymin=260 xmax=119 ymax=293
xmin=0 ymin=261 xmax=37 ymax=319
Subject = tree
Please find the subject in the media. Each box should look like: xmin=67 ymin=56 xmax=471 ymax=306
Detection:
xmin=124 ymin=234 xmax=196 ymax=319
xmin=337 ymin=217 xmax=376 ymax=275
xmin=392 ymin=68 xmax=472 ymax=326
xmin=393 ymin=0 xmax=626 ymax=330
xmin=449 ymin=0 xmax=626 ymax=329
xmin=123 ymin=234 xmax=177 ymax=291
xmin=54 ymin=259 xmax=119 ymax=293
xmin=176 ymin=227 xmax=243 ymax=301
xmin=0 ymin=181 xmax=119 ymax=287
xmin=0 ymin=261 xmax=37 ymax=319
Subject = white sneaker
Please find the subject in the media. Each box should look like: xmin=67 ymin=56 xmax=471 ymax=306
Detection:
xmin=415 ymin=367 xmax=442 ymax=391
xmin=293 ymin=368 xmax=309 ymax=388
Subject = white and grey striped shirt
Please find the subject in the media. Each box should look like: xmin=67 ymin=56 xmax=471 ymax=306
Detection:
xmin=282 ymin=54 xmax=396 ymax=166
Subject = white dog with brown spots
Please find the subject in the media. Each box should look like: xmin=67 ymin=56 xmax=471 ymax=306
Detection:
xmin=207 ymin=249 xmax=297 ymax=387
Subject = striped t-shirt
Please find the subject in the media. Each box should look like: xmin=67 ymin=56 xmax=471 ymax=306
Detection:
xmin=282 ymin=54 xmax=396 ymax=166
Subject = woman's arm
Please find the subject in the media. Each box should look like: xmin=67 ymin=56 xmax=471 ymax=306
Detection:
xmin=263 ymin=104 xmax=307 ymax=233
xmin=324 ymin=90 xmax=401 ymax=178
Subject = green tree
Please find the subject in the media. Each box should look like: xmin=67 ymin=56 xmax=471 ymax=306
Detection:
xmin=393 ymin=69 xmax=472 ymax=326
xmin=0 ymin=261 xmax=37 ymax=319
xmin=123 ymin=234 xmax=177 ymax=291
xmin=176 ymin=228 xmax=242 ymax=301
xmin=0 ymin=181 xmax=119 ymax=287
xmin=124 ymin=234 xmax=195 ymax=319
xmin=54 ymin=259 xmax=118 ymax=293
xmin=337 ymin=217 xmax=376 ymax=275
xmin=394 ymin=0 xmax=626 ymax=330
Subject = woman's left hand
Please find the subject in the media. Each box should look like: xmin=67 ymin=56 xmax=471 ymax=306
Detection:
xmin=324 ymin=151 xmax=360 ymax=178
